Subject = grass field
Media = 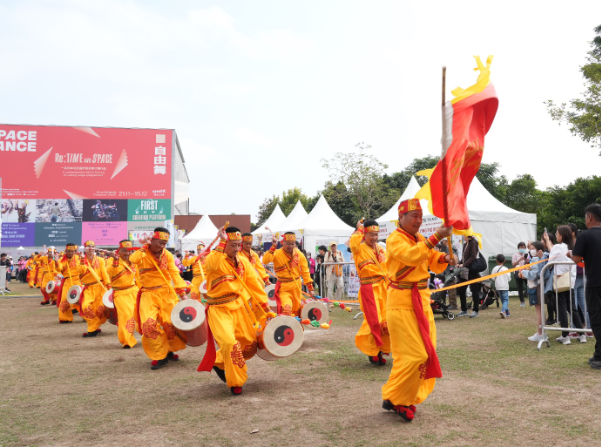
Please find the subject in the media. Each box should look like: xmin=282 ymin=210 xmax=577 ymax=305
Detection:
xmin=0 ymin=286 xmax=599 ymax=447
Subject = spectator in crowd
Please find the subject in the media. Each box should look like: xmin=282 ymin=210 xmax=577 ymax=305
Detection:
xmin=492 ymin=254 xmax=511 ymax=318
xmin=457 ymin=235 xmax=481 ymax=318
xmin=512 ymin=242 xmax=529 ymax=307
xmin=17 ymin=256 xmax=27 ymax=283
xmin=324 ymin=242 xmax=345 ymax=301
xmin=521 ymin=241 xmax=547 ymax=341
xmin=1 ymin=253 xmax=12 ymax=292
xmin=570 ymin=203 xmax=601 ymax=369
xmin=540 ymin=232 xmax=556 ymax=325
xmin=314 ymin=245 xmax=327 ymax=294
xmin=567 ymin=223 xmax=590 ymax=335
xmin=307 ymin=253 xmax=316 ymax=283
xmin=543 ymin=225 xmax=585 ymax=344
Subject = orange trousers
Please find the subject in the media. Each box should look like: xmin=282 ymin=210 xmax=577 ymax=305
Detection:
xmin=208 ymin=304 xmax=257 ymax=388
xmin=276 ymin=281 xmax=302 ymax=317
xmin=80 ymin=283 xmax=107 ymax=332
xmin=190 ymin=275 xmax=205 ymax=302
xmin=381 ymin=289 xmax=437 ymax=406
xmin=58 ymin=280 xmax=81 ymax=322
xmin=355 ymin=281 xmax=391 ymax=356
xmin=138 ymin=287 xmax=186 ymax=361
xmin=114 ymin=287 xmax=139 ymax=348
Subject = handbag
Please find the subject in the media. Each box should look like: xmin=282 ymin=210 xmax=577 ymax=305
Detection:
xmin=553 ymin=271 xmax=571 ymax=293
xmin=469 ymin=252 xmax=487 ymax=273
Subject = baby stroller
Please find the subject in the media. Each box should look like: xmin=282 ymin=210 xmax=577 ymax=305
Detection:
xmin=467 ymin=280 xmax=500 ymax=310
xmin=429 ymin=268 xmax=461 ymax=320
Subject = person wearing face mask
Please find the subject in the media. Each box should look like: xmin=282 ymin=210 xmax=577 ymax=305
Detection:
xmin=512 ymin=242 xmax=529 ymax=307
xmin=521 ymin=241 xmax=547 ymax=342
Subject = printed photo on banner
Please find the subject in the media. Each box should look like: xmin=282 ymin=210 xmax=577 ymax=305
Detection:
xmin=82 ymin=199 xmax=127 ymax=222
xmin=1 ymin=199 xmax=38 ymax=223
xmin=35 ymin=199 xmax=83 ymax=222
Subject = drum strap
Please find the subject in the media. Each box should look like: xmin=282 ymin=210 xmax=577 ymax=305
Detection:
xmin=82 ymin=257 xmax=107 ymax=293
xmin=143 ymin=251 xmax=180 ymax=301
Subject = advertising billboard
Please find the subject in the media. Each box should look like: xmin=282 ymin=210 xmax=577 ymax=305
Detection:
xmin=0 ymin=125 xmax=172 ymax=200
xmin=127 ymin=199 xmax=171 ymax=221
xmin=0 ymin=125 xmax=186 ymax=249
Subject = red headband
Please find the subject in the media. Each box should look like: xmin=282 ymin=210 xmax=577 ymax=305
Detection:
xmin=398 ymin=198 xmax=422 ymax=215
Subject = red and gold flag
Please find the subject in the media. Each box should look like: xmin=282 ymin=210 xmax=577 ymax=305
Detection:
xmin=416 ymin=56 xmax=498 ymax=231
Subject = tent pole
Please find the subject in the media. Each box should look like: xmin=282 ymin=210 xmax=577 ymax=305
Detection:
xmin=441 ymin=66 xmax=454 ymax=256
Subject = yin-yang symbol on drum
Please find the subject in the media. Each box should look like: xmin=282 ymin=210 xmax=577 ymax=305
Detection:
xmin=69 ymin=290 xmax=78 ymax=300
xmin=267 ymin=288 xmax=275 ymax=298
xmin=274 ymin=325 xmax=294 ymax=346
xmin=308 ymin=307 xmax=322 ymax=321
xmin=180 ymin=306 xmax=197 ymax=323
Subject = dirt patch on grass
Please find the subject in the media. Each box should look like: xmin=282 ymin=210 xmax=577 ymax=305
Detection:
xmin=0 ymin=297 xmax=599 ymax=447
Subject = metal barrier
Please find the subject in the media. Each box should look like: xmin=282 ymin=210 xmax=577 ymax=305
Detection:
xmin=536 ymin=261 xmax=589 ymax=350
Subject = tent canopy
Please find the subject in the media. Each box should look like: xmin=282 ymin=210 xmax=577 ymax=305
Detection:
xmin=252 ymin=203 xmax=286 ymax=235
xmin=181 ymin=214 xmax=218 ymax=252
xmin=273 ymin=200 xmax=308 ymax=233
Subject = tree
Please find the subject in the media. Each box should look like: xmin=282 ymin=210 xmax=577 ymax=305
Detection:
xmin=255 ymin=187 xmax=312 ymax=226
xmin=321 ymin=143 xmax=399 ymax=221
xmin=383 ymin=155 xmax=440 ymax=193
xmin=504 ymin=174 xmax=540 ymax=214
xmin=546 ymin=25 xmax=601 ymax=152
xmin=475 ymin=162 xmax=508 ymax=202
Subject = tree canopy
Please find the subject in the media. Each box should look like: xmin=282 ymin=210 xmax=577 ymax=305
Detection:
xmin=546 ymin=25 xmax=601 ymax=152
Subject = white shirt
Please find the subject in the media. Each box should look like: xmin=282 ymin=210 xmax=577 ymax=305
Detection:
xmin=491 ymin=265 xmax=511 ymax=291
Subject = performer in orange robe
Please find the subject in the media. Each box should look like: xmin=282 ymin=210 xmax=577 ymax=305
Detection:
xmin=26 ymin=255 xmax=36 ymax=288
xmin=197 ymin=226 xmax=274 ymax=395
xmin=129 ymin=227 xmax=188 ymax=370
xmin=106 ymin=240 xmax=140 ymax=348
xmin=349 ymin=220 xmax=391 ymax=365
xmin=261 ymin=232 xmax=314 ymax=316
xmin=381 ymin=199 xmax=456 ymax=422
xmin=182 ymin=244 xmax=207 ymax=302
xmin=56 ymin=243 xmax=82 ymax=324
xmin=34 ymin=253 xmax=43 ymax=288
xmin=79 ymin=240 xmax=111 ymax=337
xmin=240 ymin=233 xmax=271 ymax=287
xmin=39 ymin=247 xmax=59 ymax=305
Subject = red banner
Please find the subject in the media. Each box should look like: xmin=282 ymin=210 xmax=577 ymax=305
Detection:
xmin=0 ymin=125 xmax=172 ymax=199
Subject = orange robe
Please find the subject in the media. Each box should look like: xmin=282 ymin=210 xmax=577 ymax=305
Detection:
xmin=200 ymin=239 xmax=270 ymax=387
xmin=381 ymin=228 xmax=447 ymax=407
xmin=56 ymin=255 xmax=82 ymax=322
xmin=349 ymin=229 xmax=391 ymax=357
xmin=79 ymin=255 xmax=110 ymax=333
xmin=240 ymin=249 xmax=270 ymax=287
xmin=262 ymin=246 xmax=313 ymax=316
xmin=129 ymin=247 xmax=187 ymax=361
xmin=26 ymin=258 xmax=35 ymax=287
xmin=107 ymin=258 xmax=140 ymax=347
xmin=38 ymin=254 xmax=59 ymax=304
xmin=182 ymin=254 xmax=207 ymax=302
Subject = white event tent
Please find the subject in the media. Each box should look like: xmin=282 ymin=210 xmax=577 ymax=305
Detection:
xmin=252 ymin=203 xmax=286 ymax=245
xmin=294 ymin=195 xmax=355 ymax=253
xmin=377 ymin=177 xmax=537 ymax=262
xmin=273 ymin=200 xmax=308 ymax=233
xmin=180 ymin=214 xmax=219 ymax=253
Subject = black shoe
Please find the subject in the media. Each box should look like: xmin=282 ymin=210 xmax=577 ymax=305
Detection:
xmin=213 ymin=366 xmax=227 ymax=383
xmin=59 ymin=320 xmax=73 ymax=324
xmin=82 ymin=330 xmax=100 ymax=338
xmin=591 ymin=360 xmax=601 ymax=370
xmin=230 ymin=386 xmax=242 ymax=395
xmin=369 ymin=355 xmax=380 ymax=365
xmin=447 ymin=305 xmax=458 ymax=310
xmin=123 ymin=345 xmax=131 ymax=349
xmin=40 ymin=301 xmax=50 ymax=305
xmin=72 ymin=309 xmax=79 ymax=315
xmin=167 ymin=351 xmax=180 ymax=361
xmin=151 ymin=358 xmax=169 ymax=370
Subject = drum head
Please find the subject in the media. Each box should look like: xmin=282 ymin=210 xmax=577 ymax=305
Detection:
xmin=200 ymin=280 xmax=208 ymax=294
xmin=45 ymin=281 xmax=56 ymax=294
xmin=171 ymin=299 xmax=206 ymax=331
xmin=102 ymin=289 xmax=115 ymax=309
xmin=259 ymin=315 xmax=303 ymax=359
xmin=264 ymin=284 xmax=277 ymax=310
xmin=66 ymin=285 xmax=82 ymax=304
xmin=300 ymin=301 xmax=329 ymax=325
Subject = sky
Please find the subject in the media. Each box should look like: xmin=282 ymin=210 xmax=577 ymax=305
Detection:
xmin=0 ymin=0 xmax=600 ymax=221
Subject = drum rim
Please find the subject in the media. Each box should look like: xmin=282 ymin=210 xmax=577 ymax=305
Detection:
xmin=200 ymin=279 xmax=208 ymax=294
xmin=301 ymin=301 xmax=329 ymax=324
xmin=102 ymin=289 xmax=115 ymax=309
xmin=262 ymin=315 xmax=304 ymax=356
xmin=171 ymin=299 xmax=206 ymax=331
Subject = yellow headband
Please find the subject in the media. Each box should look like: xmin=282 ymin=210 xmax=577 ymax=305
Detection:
xmin=242 ymin=235 xmax=253 ymax=242
xmin=282 ymin=234 xmax=296 ymax=242
xmin=119 ymin=241 xmax=133 ymax=249
xmin=365 ymin=225 xmax=379 ymax=233
xmin=66 ymin=244 xmax=78 ymax=250
xmin=153 ymin=231 xmax=170 ymax=241
xmin=84 ymin=240 xmax=95 ymax=247
xmin=227 ymin=231 xmax=242 ymax=241
xmin=398 ymin=198 xmax=422 ymax=216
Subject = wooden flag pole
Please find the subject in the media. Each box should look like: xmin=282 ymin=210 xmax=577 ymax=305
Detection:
xmin=441 ymin=67 xmax=454 ymax=257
